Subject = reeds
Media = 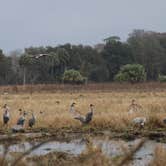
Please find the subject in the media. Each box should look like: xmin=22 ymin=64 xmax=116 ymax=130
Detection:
xmin=149 ymin=145 xmax=166 ymax=166
xmin=0 ymin=88 xmax=166 ymax=132
xmin=0 ymin=135 xmax=164 ymax=166
xmin=1 ymin=82 xmax=166 ymax=94
xmin=0 ymin=84 xmax=166 ymax=165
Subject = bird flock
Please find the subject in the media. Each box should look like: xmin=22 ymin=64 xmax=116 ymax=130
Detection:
xmin=2 ymin=99 xmax=166 ymax=132
xmin=70 ymin=103 xmax=94 ymax=125
xmin=2 ymin=104 xmax=36 ymax=132
xmin=70 ymin=99 xmax=166 ymax=128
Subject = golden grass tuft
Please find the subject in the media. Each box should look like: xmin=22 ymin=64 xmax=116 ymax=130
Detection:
xmin=150 ymin=145 xmax=166 ymax=166
xmin=0 ymin=86 xmax=166 ymax=131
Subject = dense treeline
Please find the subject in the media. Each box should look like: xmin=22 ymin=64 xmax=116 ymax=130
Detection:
xmin=1 ymin=29 xmax=166 ymax=85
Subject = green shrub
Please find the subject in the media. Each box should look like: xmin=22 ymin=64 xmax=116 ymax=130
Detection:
xmin=62 ymin=69 xmax=86 ymax=84
xmin=114 ymin=64 xmax=146 ymax=83
xmin=158 ymin=74 xmax=166 ymax=82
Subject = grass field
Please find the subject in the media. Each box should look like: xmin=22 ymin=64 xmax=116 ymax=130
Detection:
xmin=1 ymin=83 xmax=166 ymax=165
xmin=0 ymin=83 xmax=166 ymax=132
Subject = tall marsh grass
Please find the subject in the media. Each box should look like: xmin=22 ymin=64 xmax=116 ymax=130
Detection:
xmin=0 ymin=84 xmax=166 ymax=131
xmin=150 ymin=145 xmax=166 ymax=166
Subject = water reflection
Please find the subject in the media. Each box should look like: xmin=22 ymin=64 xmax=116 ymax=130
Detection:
xmin=0 ymin=136 xmax=165 ymax=166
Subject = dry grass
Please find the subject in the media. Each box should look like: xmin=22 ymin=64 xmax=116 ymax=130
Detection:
xmin=0 ymin=134 xmax=162 ymax=166
xmin=1 ymin=82 xmax=166 ymax=94
xmin=22 ymin=138 xmax=146 ymax=166
xmin=149 ymin=145 xmax=166 ymax=166
xmin=0 ymin=84 xmax=166 ymax=131
xmin=116 ymin=138 xmax=146 ymax=166
xmin=1 ymin=84 xmax=166 ymax=165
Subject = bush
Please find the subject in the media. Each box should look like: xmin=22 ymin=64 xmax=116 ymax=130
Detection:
xmin=158 ymin=74 xmax=166 ymax=82
xmin=62 ymin=69 xmax=86 ymax=84
xmin=114 ymin=64 xmax=146 ymax=83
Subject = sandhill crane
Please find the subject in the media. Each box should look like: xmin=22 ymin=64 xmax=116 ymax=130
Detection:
xmin=69 ymin=102 xmax=81 ymax=117
xmin=17 ymin=111 xmax=27 ymax=126
xmin=28 ymin=112 xmax=36 ymax=128
xmin=69 ymin=102 xmax=76 ymax=112
xmin=35 ymin=54 xmax=49 ymax=59
xmin=74 ymin=104 xmax=94 ymax=125
xmin=12 ymin=111 xmax=27 ymax=133
xmin=3 ymin=104 xmax=10 ymax=126
xmin=163 ymin=118 xmax=166 ymax=124
xmin=132 ymin=117 xmax=147 ymax=128
xmin=128 ymin=99 xmax=143 ymax=114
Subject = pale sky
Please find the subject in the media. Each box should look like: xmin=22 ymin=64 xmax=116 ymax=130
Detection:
xmin=0 ymin=0 xmax=165 ymax=53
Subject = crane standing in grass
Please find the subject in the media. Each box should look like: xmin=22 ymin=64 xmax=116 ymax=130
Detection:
xmin=28 ymin=112 xmax=36 ymax=128
xmin=17 ymin=111 xmax=27 ymax=126
xmin=12 ymin=111 xmax=28 ymax=132
xmin=128 ymin=100 xmax=146 ymax=128
xmin=163 ymin=118 xmax=166 ymax=124
xmin=2 ymin=104 xmax=10 ymax=127
xmin=132 ymin=117 xmax=147 ymax=128
xmin=74 ymin=104 xmax=95 ymax=125
xmin=69 ymin=102 xmax=82 ymax=118
xmin=128 ymin=99 xmax=143 ymax=114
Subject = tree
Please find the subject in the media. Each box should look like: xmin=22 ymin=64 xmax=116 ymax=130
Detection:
xmin=102 ymin=37 xmax=134 ymax=81
xmin=89 ymin=66 xmax=109 ymax=82
xmin=62 ymin=69 xmax=86 ymax=84
xmin=156 ymin=33 xmax=166 ymax=75
xmin=0 ymin=49 xmax=16 ymax=85
xmin=114 ymin=64 xmax=146 ymax=83
xmin=103 ymin=36 xmax=120 ymax=44
xmin=25 ymin=46 xmax=46 ymax=55
xmin=128 ymin=30 xmax=164 ymax=80
xmin=0 ymin=49 xmax=5 ymax=60
xmin=2 ymin=29 xmax=166 ymax=85
xmin=56 ymin=48 xmax=70 ymax=72
xmin=9 ymin=50 xmax=23 ymax=84
xmin=19 ymin=54 xmax=37 ymax=85
xmin=158 ymin=74 xmax=166 ymax=82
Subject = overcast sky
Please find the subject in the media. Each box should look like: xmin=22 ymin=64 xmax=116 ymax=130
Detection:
xmin=0 ymin=0 xmax=165 ymax=53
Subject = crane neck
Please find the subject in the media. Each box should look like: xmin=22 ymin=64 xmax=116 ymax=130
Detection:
xmin=70 ymin=106 xmax=75 ymax=112
xmin=32 ymin=114 xmax=36 ymax=119
xmin=90 ymin=107 xmax=94 ymax=113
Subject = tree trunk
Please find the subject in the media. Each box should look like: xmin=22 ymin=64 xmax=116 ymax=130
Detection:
xmin=23 ymin=67 xmax=26 ymax=86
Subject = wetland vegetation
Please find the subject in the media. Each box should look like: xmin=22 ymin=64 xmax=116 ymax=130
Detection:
xmin=0 ymin=83 xmax=166 ymax=165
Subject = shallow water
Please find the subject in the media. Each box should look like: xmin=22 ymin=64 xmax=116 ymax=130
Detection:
xmin=0 ymin=135 xmax=165 ymax=166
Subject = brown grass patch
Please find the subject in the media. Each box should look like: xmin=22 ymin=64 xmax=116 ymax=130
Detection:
xmin=0 ymin=84 xmax=166 ymax=132
xmin=150 ymin=145 xmax=166 ymax=166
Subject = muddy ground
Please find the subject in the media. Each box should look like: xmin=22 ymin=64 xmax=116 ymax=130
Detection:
xmin=0 ymin=126 xmax=166 ymax=143
xmin=0 ymin=128 xmax=166 ymax=166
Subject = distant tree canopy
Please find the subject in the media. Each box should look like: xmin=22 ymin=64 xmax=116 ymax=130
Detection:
xmin=158 ymin=74 xmax=166 ymax=83
xmin=103 ymin=36 xmax=120 ymax=44
xmin=102 ymin=38 xmax=134 ymax=81
xmin=62 ymin=69 xmax=86 ymax=84
xmin=0 ymin=29 xmax=166 ymax=85
xmin=127 ymin=30 xmax=165 ymax=80
xmin=114 ymin=64 xmax=146 ymax=83
xmin=0 ymin=49 xmax=16 ymax=85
